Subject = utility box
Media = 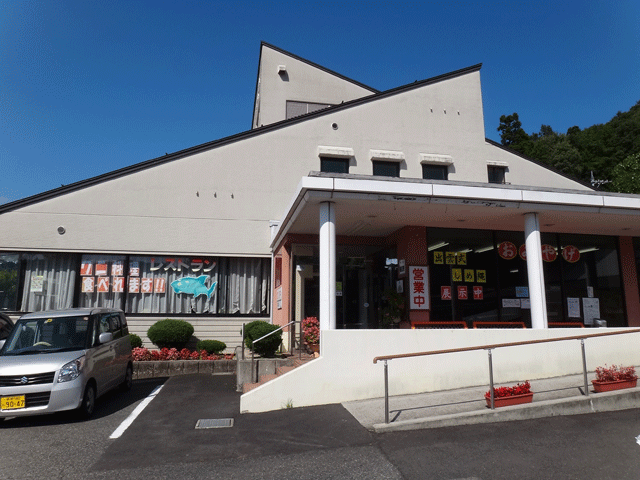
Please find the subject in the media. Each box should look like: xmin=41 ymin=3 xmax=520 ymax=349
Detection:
xmin=593 ymin=319 xmax=607 ymax=328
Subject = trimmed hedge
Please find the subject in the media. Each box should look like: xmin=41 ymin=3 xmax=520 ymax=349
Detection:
xmin=147 ymin=319 xmax=194 ymax=349
xmin=129 ymin=333 xmax=143 ymax=349
xmin=197 ymin=339 xmax=227 ymax=355
xmin=243 ymin=320 xmax=282 ymax=357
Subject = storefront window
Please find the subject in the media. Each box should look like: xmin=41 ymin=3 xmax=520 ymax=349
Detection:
xmin=78 ymin=254 xmax=127 ymax=310
xmin=558 ymin=234 xmax=623 ymax=327
xmin=0 ymin=254 xmax=20 ymax=311
xmin=427 ymin=228 xmax=625 ymax=327
xmin=0 ymin=251 xmax=270 ymax=316
xmin=428 ymin=229 xmax=499 ymax=326
xmin=20 ymin=253 xmax=77 ymax=312
xmin=124 ymin=255 xmax=270 ymax=315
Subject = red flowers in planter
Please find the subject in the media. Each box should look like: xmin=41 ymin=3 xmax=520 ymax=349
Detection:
xmin=132 ymin=347 xmax=234 ymax=361
xmin=302 ymin=316 xmax=320 ymax=345
xmin=594 ymin=365 xmax=637 ymax=382
xmin=485 ymin=381 xmax=532 ymax=399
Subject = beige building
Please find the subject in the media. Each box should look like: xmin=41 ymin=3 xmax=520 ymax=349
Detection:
xmin=2 ymin=42 xmax=640 ymax=363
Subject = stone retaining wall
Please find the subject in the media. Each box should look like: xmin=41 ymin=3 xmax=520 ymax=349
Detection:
xmin=133 ymin=360 xmax=236 ymax=380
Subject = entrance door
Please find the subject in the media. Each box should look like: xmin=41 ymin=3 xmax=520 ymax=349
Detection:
xmin=339 ymin=265 xmax=370 ymax=329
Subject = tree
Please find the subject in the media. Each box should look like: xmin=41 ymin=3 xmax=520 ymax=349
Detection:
xmin=497 ymin=113 xmax=529 ymax=147
xmin=611 ymin=153 xmax=640 ymax=194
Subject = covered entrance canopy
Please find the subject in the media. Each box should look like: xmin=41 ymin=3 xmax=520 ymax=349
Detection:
xmin=271 ymin=172 xmax=640 ymax=332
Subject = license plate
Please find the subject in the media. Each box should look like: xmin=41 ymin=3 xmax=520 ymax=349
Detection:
xmin=1 ymin=395 xmax=26 ymax=410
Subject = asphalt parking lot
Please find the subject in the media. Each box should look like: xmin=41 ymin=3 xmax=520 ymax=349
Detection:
xmin=3 ymin=374 xmax=640 ymax=479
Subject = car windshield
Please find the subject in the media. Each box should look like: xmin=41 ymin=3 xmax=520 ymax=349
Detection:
xmin=1 ymin=315 xmax=91 ymax=355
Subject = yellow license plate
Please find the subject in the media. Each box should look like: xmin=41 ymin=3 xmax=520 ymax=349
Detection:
xmin=1 ymin=395 xmax=26 ymax=410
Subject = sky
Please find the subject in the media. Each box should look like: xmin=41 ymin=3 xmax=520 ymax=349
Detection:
xmin=1 ymin=0 xmax=639 ymax=204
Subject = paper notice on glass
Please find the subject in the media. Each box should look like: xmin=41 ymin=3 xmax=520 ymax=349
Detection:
xmin=520 ymin=298 xmax=530 ymax=309
xmin=567 ymin=298 xmax=580 ymax=318
xmin=582 ymin=298 xmax=600 ymax=325
xmin=502 ymin=298 xmax=521 ymax=308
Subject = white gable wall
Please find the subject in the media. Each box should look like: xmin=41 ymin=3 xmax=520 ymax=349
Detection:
xmin=253 ymin=44 xmax=376 ymax=127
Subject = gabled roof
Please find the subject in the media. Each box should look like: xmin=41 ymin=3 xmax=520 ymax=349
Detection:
xmin=0 ymin=59 xmax=484 ymax=215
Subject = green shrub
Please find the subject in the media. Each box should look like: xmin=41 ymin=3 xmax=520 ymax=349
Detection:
xmin=243 ymin=320 xmax=282 ymax=357
xmin=197 ymin=339 xmax=227 ymax=354
xmin=129 ymin=333 xmax=143 ymax=349
xmin=147 ymin=319 xmax=194 ymax=349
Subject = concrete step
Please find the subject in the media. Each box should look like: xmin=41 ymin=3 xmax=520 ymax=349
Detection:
xmin=241 ymin=356 xmax=317 ymax=393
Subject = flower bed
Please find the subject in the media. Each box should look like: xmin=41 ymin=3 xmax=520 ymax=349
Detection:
xmin=132 ymin=347 xmax=234 ymax=362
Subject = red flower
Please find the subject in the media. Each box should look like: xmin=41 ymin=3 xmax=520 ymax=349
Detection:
xmin=485 ymin=381 xmax=531 ymax=398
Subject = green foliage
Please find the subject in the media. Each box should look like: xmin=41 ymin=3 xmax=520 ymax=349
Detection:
xmin=147 ymin=319 xmax=194 ymax=349
xmin=243 ymin=320 xmax=282 ymax=357
xmin=196 ymin=339 xmax=227 ymax=354
xmin=129 ymin=333 xmax=143 ymax=349
xmin=496 ymin=100 xmax=640 ymax=191
xmin=611 ymin=153 xmax=640 ymax=194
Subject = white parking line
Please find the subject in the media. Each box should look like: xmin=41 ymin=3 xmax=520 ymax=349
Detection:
xmin=109 ymin=384 xmax=163 ymax=439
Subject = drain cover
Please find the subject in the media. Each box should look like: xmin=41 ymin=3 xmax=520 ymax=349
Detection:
xmin=195 ymin=418 xmax=234 ymax=429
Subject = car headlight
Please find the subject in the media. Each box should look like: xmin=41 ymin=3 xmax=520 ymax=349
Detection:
xmin=58 ymin=356 xmax=85 ymax=383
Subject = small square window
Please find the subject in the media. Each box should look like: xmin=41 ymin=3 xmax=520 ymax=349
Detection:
xmin=488 ymin=166 xmax=506 ymax=184
xmin=320 ymin=157 xmax=350 ymax=174
xmin=372 ymin=161 xmax=400 ymax=178
xmin=422 ymin=164 xmax=448 ymax=180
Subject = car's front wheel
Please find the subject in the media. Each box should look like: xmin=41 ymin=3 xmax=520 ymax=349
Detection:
xmin=78 ymin=383 xmax=96 ymax=419
xmin=121 ymin=364 xmax=133 ymax=391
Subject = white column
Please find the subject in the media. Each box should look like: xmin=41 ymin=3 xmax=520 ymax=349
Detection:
xmin=319 ymin=202 xmax=336 ymax=333
xmin=524 ymin=212 xmax=548 ymax=329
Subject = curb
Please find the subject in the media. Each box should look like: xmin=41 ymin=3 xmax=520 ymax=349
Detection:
xmin=372 ymin=387 xmax=640 ymax=433
xmin=133 ymin=360 xmax=237 ymax=379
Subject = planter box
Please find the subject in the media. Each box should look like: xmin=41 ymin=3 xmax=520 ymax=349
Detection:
xmin=592 ymin=378 xmax=638 ymax=393
xmin=485 ymin=392 xmax=533 ymax=408
xmin=133 ymin=360 xmax=236 ymax=379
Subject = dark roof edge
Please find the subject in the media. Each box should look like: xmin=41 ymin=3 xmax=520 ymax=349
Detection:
xmin=485 ymin=138 xmax=594 ymax=190
xmin=1 ymin=62 xmax=484 ymax=214
xmin=260 ymin=42 xmax=380 ymax=94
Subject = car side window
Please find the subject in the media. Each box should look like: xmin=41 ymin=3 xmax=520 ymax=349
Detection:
xmin=109 ymin=314 xmax=122 ymax=339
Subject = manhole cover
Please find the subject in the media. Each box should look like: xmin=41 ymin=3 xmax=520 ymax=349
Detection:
xmin=195 ymin=418 xmax=234 ymax=429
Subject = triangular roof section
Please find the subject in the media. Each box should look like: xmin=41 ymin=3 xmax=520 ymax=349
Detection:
xmin=485 ymin=138 xmax=594 ymax=190
xmin=251 ymin=42 xmax=379 ymax=128
xmin=0 ymin=50 xmax=588 ymax=213
xmin=0 ymin=60 xmax=486 ymax=214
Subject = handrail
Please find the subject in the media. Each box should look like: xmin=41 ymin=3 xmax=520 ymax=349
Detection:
xmin=373 ymin=328 xmax=640 ymax=364
xmin=250 ymin=320 xmax=301 ymax=383
xmin=374 ymin=327 xmax=640 ymax=424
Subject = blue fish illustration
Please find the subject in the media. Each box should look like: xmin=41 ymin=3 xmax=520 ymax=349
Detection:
xmin=171 ymin=275 xmax=217 ymax=299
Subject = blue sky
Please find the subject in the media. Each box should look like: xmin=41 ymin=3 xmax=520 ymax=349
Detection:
xmin=1 ymin=0 xmax=639 ymax=203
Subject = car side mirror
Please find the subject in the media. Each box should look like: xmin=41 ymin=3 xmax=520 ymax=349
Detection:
xmin=99 ymin=332 xmax=113 ymax=344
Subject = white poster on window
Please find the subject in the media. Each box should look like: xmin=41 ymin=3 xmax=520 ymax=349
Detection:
xmin=582 ymin=298 xmax=600 ymax=325
xmin=502 ymin=298 xmax=521 ymax=308
xmin=276 ymin=287 xmax=282 ymax=310
xmin=30 ymin=276 xmax=44 ymax=293
xmin=567 ymin=298 xmax=580 ymax=318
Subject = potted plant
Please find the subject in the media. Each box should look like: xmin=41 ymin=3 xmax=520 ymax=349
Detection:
xmin=302 ymin=316 xmax=320 ymax=354
xmin=485 ymin=380 xmax=533 ymax=408
xmin=592 ymin=364 xmax=638 ymax=392
xmin=381 ymin=288 xmax=405 ymax=328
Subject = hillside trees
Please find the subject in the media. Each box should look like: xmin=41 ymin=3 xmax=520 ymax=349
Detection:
xmin=497 ymin=100 xmax=640 ymax=193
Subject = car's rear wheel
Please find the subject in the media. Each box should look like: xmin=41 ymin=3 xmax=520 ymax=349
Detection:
xmin=78 ymin=383 xmax=96 ymax=419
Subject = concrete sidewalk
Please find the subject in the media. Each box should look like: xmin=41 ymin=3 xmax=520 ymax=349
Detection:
xmin=343 ymin=372 xmax=640 ymax=433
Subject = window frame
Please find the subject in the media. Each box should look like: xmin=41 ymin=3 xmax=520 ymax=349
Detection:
xmin=372 ymin=160 xmax=401 ymax=178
